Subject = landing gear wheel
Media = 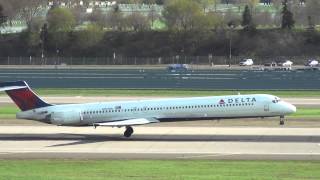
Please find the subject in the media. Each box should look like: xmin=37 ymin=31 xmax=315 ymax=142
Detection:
xmin=280 ymin=116 xmax=285 ymax=126
xmin=124 ymin=126 xmax=134 ymax=138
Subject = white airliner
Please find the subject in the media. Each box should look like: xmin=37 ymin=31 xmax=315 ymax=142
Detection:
xmin=0 ymin=81 xmax=296 ymax=137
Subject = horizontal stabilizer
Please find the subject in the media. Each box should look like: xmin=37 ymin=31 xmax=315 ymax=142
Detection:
xmin=94 ymin=118 xmax=159 ymax=127
xmin=0 ymin=86 xmax=27 ymax=91
xmin=0 ymin=81 xmax=28 ymax=91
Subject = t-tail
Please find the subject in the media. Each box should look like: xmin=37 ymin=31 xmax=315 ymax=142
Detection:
xmin=0 ymin=81 xmax=52 ymax=111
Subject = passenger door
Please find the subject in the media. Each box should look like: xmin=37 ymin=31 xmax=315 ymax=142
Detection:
xmin=264 ymin=104 xmax=269 ymax=112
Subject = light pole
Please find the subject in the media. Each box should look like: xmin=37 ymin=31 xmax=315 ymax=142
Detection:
xmin=56 ymin=49 xmax=60 ymax=66
xmin=229 ymin=33 xmax=232 ymax=60
xmin=228 ymin=22 xmax=235 ymax=60
xmin=228 ymin=21 xmax=235 ymax=66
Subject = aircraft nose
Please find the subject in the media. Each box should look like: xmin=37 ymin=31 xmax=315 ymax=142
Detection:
xmin=286 ymin=102 xmax=296 ymax=114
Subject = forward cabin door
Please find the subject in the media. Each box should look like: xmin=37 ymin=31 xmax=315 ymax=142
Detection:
xmin=80 ymin=111 xmax=84 ymax=122
xmin=264 ymin=104 xmax=269 ymax=112
xmin=132 ymin=107 xmax=138 ymax=117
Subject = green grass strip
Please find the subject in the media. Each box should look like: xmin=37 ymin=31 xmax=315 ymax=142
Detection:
xmin=0 ymin=105 xmax=18 ymax=119
xmin=290 ymin=108 xmax=320 ymax=118
xmin=0 ymin=160 xmax=319 ymax=180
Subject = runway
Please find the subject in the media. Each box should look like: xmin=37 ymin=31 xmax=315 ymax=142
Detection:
xmin=1 ymin=91 xmax=319 ymax=160
xmin=1 ymin=126 xmax=320 ymax=160
xmin=1 ymin=96 xmax=319 ymax=160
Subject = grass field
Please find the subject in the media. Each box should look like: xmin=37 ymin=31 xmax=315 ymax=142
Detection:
xmin=0 ymin=105 xmax=318 ymax=119
xmin=1 ymin=89 xmax=320 ymax=97
xmin=290 ymin=108 xmax=320 ymax=118
xmin=0 ymin=160 xmax=319 ymax=180
xmin=0 ymin=106 xmax=18 ymax=119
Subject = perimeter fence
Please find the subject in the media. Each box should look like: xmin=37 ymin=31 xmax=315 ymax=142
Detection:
xmin=0 ymin=56 xmax=318 ymax=66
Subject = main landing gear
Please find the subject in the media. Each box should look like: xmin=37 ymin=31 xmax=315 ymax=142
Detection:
xmin=280 ymin=115 xmax=285 ymax=126
xmin=124 ymin=126 xmax=134 ymax=138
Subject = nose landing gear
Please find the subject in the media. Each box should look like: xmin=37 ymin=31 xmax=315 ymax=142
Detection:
xmin=124 ymin=126 xmax=134 ymax=138
xmin=280 ymin=115 xmax=285 ymax=126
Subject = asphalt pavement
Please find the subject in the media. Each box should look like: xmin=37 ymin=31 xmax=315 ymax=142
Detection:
xmin=1 ymin=126 xmax=320 ymax=160
xmin=0 ymin=67 xmax=319 ymax=89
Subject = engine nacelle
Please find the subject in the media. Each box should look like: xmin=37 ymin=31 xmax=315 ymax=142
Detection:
xmin=50 ymin=111 xmax=81 ymax=126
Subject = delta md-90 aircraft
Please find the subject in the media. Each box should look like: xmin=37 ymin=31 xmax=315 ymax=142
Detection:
xmin=0 ymin=81 xmax=296 ymax=137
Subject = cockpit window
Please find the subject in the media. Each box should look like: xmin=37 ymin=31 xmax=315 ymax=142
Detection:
xmin=272 ymin=97 xmax=281 ymax=103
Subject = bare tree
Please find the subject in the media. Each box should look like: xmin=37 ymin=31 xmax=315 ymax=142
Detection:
xmin=305 ymin=0 xmax=320 ymax=25
xmin=126 ymin=12 xmax=149 ymax=31
xmin=88 ymin=9 xmax=107 ymax=28
xmin=163 ymin=0 xmax=208 ymax=31
xmin=254 ymin=11 xmax=273 ymax=27
xmin=223 ymin=10 xmax=241 ymax=28
xmin=0 ymin=0 xmax=47 ymax=29
xmin=0 ymin=0 xmax=20 ymax=25
xmin=106 ymin=9 xmax=126 ymax=31
xmin=71 ymin=6 xmax=86 ymax=25
xmin=148 ymin=5 xmax=159 ymax=28
xmin=0 ymin=3 xmax=6 ymax=27
xmin=20 ymin=0 xmax=47 ymax=29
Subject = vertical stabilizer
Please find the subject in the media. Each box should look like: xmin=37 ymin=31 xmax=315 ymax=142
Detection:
xmin=0 ymin=81 xmax=52 ymax=111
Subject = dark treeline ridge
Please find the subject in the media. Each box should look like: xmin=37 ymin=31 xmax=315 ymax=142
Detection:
xmin=1 ymin=0 xmax=320 ymax=59
xmin=1 ymin=29 xmax=320 ymax=58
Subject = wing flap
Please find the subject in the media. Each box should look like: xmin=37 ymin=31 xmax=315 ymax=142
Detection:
xmin=94 ymin=118 xmax=159 ymax=127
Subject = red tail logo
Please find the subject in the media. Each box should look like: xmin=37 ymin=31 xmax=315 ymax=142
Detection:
xmin=219 ymin=99 xmax=225 ymax=105
xmin=0 ymin=81 xmax=52 ymax=111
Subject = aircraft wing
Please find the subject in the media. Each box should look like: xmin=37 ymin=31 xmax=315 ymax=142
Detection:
xmin=94 ymin=118 xmax=160 ymax=127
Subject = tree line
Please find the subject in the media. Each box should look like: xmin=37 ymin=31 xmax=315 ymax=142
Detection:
xmin=0 ymin=0 xmax=319 ymax=58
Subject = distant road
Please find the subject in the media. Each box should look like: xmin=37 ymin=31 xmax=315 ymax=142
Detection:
xmin=0 ymin=67 xmax=319 ymax=89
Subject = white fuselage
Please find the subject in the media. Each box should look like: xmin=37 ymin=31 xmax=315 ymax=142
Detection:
xmin=16 ymin=94 xmax=296 ymax=126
